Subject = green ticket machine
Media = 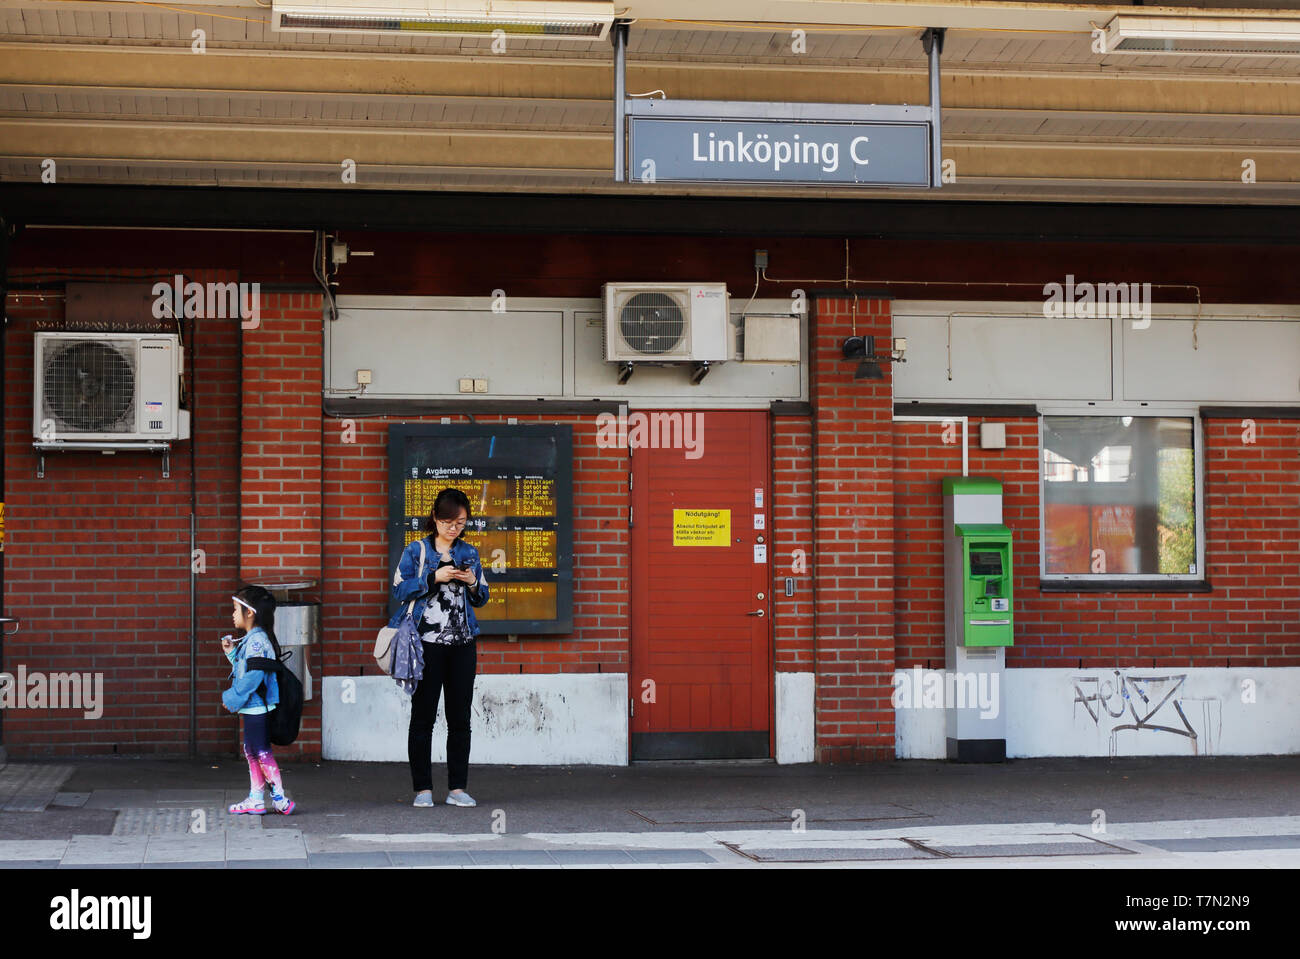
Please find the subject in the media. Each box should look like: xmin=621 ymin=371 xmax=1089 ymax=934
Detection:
xmin=943 ymin=478 xmax=1012 ymax=762
xmin=953 ymin=524 xmax=1014 ymax=648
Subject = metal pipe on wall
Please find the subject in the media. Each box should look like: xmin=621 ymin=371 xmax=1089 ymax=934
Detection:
xmin=922 ymin=28 xmax=945 ymax=189
xmin=188 ymin=311 xmax=198 ymax=758
xmin=612 ymin=21 xmax=628 ymax=183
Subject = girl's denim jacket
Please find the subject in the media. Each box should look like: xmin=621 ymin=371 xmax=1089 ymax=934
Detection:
xmin=222 ymin=627 xmax=280 ymax=714
xmin=388 ymin=535 xmax=490 ymax=635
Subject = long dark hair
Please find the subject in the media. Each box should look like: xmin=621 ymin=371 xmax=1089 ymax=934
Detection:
xmin=423 ymin=487 xmax=473 ymax=539
xmin=234 ymin=584 xmax=282 ymax=661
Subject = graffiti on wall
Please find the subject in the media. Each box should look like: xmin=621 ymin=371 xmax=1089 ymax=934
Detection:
xmin=1071 ymin=670 xmax=1221 ymax=756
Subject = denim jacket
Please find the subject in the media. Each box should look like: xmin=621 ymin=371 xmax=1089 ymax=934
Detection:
xmin=389 ymin=535 xmax=490 ymax=636
xmin=222 ymin=627 xmax=280 ymax=714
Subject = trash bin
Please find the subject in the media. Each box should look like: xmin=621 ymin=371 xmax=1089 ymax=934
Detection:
xmin=273 ymin=601 xmax=319 ymax=701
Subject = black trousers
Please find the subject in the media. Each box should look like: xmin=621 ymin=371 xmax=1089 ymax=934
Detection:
xmin=408 ymin=640 xmax=477 ymax=793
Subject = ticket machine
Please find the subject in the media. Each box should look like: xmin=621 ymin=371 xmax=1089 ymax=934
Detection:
xmin=954 ymin=524 xmax=1014 ymax=647
xmin=943 ymin=478 xmax=1013 ymax=762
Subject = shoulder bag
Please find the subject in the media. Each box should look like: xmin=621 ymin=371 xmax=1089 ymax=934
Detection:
xmin=373 ymin=538 xmax=426 ymax=674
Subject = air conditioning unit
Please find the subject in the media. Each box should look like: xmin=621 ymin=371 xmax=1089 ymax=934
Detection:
xmin=33 ymin=333 xmax=190 ymax=443
xmin=603 ymin=283 xmax=731 ymax=367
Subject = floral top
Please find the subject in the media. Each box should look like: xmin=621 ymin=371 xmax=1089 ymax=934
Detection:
xmin=417 ymin=556 xmax=475 ymax=646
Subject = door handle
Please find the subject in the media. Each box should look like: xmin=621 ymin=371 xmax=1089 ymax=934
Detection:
xmin=747 ymin=609 xmax=765 ymax=617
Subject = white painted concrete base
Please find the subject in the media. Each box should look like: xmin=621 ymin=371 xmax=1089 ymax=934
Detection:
xmin=894 ymin=667 xmax=1300 ymax=758
xmin=323 ymin=673 xmax=629 ymax=764
xmin=775 ymin=671 xmax=815 ymax=764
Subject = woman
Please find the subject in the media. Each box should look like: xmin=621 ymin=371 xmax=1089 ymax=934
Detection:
xmin=390 ymin=487 xmax=490 ymax=808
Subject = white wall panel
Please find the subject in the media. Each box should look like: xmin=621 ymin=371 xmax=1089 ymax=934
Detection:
xmin=329 ymin=305 xmax=565 ymax=398
xmin=895 ymin=667 xmax=1300 ymax=758
xmin=775 ymin=671 xmax=815 ymax=764
xmin=1124 ymin=318 xmax=1300 ymax=403
xmin=323 ymin=673 xmax=629 ymax=764
xmin=328 ymin=296 xmax=807 ymax=406
xmin=892 ymin=307 xmax=1112 ymax=402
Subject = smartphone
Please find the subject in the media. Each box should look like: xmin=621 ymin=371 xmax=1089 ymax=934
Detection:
xmin=456 ymin=561 xmax=474 ymax=572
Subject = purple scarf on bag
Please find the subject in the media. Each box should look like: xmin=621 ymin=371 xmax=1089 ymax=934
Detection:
xmin=390 ymin=613 xmax=425 ymax=695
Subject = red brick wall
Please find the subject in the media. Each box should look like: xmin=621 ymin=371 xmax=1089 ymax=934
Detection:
xmin=772 ymin=415 xmax=813 ymax=672
xmin=892 ymin=415 xmax=1300 ymax=669
xmin=239 ymin=293 xmax=323 ymax=586
xmin=810 ymin=295 xmax=895 ymax=762
xmin=893 ymin=418 xmax=964 ymax=669
xmin=3 ymin=268 xmax=244 ymax=757
xmin=237 ymin=291 xmax=325 ymax=760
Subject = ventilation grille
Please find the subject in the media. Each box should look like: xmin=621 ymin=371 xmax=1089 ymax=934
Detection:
xmin=617 ymin=291 xmax=688 ymax=356
xmin=42 ymin=339 xmax=137 ymax=433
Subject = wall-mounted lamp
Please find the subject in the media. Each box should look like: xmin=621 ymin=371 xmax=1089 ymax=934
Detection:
xmin=841 ymin=335 xmax=907 ymax=380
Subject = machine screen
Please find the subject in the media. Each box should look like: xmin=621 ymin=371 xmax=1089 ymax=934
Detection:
xmin=970 ymin=551 xmax=1003 ymax=577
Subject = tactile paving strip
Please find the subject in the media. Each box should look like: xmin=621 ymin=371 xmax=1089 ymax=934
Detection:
xmin=112 ymin=806 xmax=263 ymax=836
xmin=927 ymin=839 xmax=1131 ymax=858
xmin=630 ymin=803 xmax=925 ymax=825
xmin=738 ymin=845 xmax=936 ymax=863
xmin=0 ymin=764 xmax=75 ymax=812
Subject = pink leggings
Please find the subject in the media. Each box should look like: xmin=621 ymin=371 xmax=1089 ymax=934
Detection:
xmin=241 ymin=712 xmax=283 ymax=793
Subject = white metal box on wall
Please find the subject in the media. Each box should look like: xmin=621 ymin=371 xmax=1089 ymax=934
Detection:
xmin=326 ymin=296 xmax=807 ymax=407
xmin=893 ymin=301 xmax=1300 ymax=406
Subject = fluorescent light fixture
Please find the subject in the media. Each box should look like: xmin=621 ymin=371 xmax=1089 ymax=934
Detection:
xmin=1104 ymin=15 xmax=1300 ymax=56
xmin=271 ymin=0 xmax=614 ymax=39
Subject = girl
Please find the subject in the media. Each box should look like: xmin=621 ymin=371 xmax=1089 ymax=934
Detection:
xmin=390 ymin=487 xmax=490 ymax=808
xmin=222 ymin=585 xmax=295 ymax=815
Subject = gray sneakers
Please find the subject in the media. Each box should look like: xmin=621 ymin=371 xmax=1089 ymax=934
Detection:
xmin=414 ymin=789 xmax=476 ymax=807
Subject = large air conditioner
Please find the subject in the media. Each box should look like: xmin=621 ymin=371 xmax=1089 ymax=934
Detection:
xmin=271 ymin=0 xmax=614 ymax=40
xmin=33 ymin=333 xmax=190 ymax=443
xmin=603 ymin=283 xmax=731 ymax=366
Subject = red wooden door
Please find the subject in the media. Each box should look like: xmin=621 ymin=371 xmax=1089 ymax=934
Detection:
xmin=630 ymin=410 xmax=771 ymax=759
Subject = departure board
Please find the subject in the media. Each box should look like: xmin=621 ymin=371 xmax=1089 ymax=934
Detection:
xmin=388 ymin=424 xmax=573 ymax=634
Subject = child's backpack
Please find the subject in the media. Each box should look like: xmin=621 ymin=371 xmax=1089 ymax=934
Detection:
xmin=247 ymin=651 xmax=304 ymax=746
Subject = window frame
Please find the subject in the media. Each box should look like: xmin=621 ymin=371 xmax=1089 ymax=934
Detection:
xmin=1037 ymin=406 xmax=1207 ymax=587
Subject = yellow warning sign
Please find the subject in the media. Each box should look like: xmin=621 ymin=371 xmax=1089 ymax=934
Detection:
xmin=673 ymin=509 xmax=730 ymax=547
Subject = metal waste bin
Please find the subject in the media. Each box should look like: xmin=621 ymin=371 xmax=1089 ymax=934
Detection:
xmin=272 ymin=601 xmax=319 ymax=701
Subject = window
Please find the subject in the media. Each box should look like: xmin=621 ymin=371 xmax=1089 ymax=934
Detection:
xmin=1041 ymin=415 xmax=1200 ymax=579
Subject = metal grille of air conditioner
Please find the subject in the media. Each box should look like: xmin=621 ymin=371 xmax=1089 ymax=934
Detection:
xmin=617 ymin=291 xmax=688 ymax=356
xmin=42 ymin=339 xmax=137 ymax=433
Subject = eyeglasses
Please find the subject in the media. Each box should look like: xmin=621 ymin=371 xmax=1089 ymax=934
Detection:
xmin=436 ymin=517 xmax=468 ymax=529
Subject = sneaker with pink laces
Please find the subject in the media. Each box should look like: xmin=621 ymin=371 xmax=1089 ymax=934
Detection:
xmin=229 ymin=795 xmax=267 ymax=815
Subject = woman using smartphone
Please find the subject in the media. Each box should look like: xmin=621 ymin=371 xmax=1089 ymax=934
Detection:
xmin=390 ymin=487 xmax=490 ymax=808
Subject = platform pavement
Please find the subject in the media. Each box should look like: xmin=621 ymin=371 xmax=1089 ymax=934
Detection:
xmin=0 ymin=755 xmax=1298 ymax=868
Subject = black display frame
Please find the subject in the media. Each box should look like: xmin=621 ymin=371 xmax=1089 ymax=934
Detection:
xmin=387 ymin=423 xmax=573 ymax=635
